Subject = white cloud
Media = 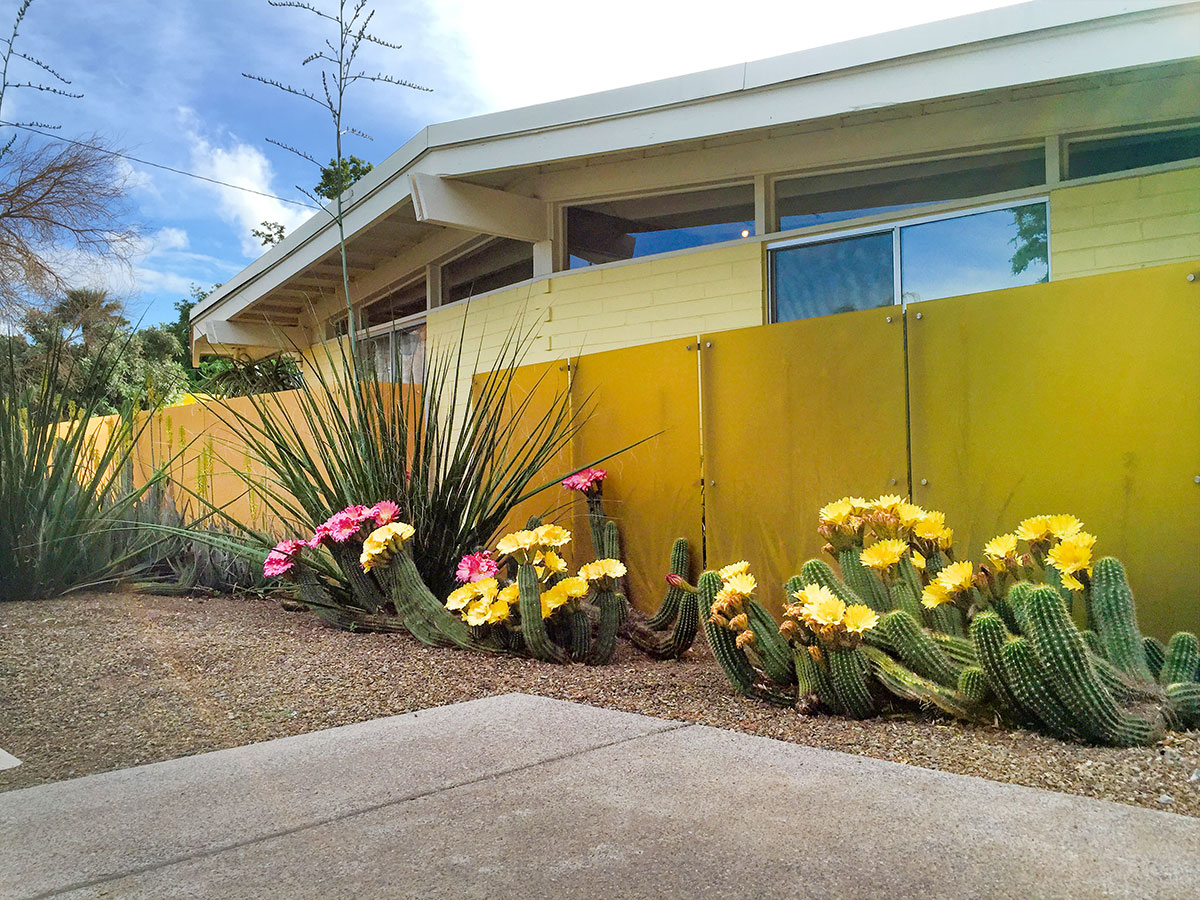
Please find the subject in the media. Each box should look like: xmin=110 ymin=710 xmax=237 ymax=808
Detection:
xmin=420 ymin=0 xmax=1027 ymax=113
xmin=184 ymin=120 xmax=313 ymax=258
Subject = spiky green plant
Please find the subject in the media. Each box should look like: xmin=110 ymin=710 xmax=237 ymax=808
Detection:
xmin=0 ymin=327 xmax=171 ymax=602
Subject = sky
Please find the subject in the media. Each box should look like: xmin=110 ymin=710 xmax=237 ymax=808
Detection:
xmin=4 ymin=0 xmax=1028 ymax=328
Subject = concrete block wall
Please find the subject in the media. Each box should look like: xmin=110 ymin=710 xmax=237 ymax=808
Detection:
xmin=1050 ymin=166 xmax=1200 ymax=279
xmin=426 ymin=242 xmax=764 ymax=370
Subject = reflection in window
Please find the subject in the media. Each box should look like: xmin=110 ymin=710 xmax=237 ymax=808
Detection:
xmin=900 ymin=203 xmax=1048 ymax=304
xmin=775 ymin=148 xmax=1044 ymax=233
xmin=442 ymin=238 xmax=534 ymax=304
xmin=774 ymin=232 xmax=894 ymax=322
xmin=567 ymin=184 xmax=754 ymax=268
xmin=1067 ymin=126 xmax=1200 ymax=179
xmin=359 ymin=324 xmax=426 ymax=384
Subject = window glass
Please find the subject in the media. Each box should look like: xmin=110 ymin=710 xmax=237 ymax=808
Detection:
xmin=773 ymin=232 xmax=894 ymax=323
xmin=359 ymin=324 xmax=426 ymax=384
xmin=567 ymin=184 xmax=754 ymax=268
xmin=1067 ymin=126 xmax=1200 ymax=179
xmin=776 ymin=148 xmax=1044 ymax=233
xmin=899 ymin=202 xmax=1047 ymax=304
xmin=442 ymin=238 xmax=534 ymax=304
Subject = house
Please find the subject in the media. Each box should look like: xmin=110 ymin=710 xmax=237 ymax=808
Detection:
xmin=189 ymin=0 xmax=1200 ymax=635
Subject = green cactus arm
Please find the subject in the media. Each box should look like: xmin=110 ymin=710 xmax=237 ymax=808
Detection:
xmin=929 ymin=632 xmax=977 ymax=667
xmin=517 ymin=562 xmax=568 ymax=664
xmin=928 ymin=603 xmax=966 ymax=638
xmin=645 ymin=538 xmax=690 ymax=630
xmin=1166 ymin=682 xmax=1200 ymax=729
xmin=999 ymin=637 xmax=1089 ymax=742
xmin=828 ymin=646 xmax=876 ymax=719
xmin=1091 ymin=653 xmax=1168 ymax=705
xmin=584 ymin=494 xmax=606 ymax=558
xmin=969 ymin=612 xmax=1025 ymax=715
xmin=389 ymin=551 xmax=475 ymax=648
xmin=956 ymin=666 xmax=992 ymax=706
xmin=601 ymin=520 xmax=630 ymax=620
xmin=745 ymin=600 xmax=796 ymax=686
xmin=837 ymin=547 xmax=890 ymax=612
xmin=1160 ymin=632 xmax=1200 ymax=686
xmin=1087 ymin=557 xmax=1154 ymax=683
xmin=897 ymin=555 xmax=924 ymax=601
xmin=568 ymin=608 xmax=592 ymax=660
xmin=800 ymin=559 xmax=867 ymax=608
xmin=887 ymin=578 xmax=926 ymax=622
xmin=879 ymin=609 xmax=962 ymax=688
xmin=1006 ymin=582 xmax=1034 ymax=635
xmin=860 ymin=645 xmax=984 ymax=722
xmin=584 ymin=589 xmax=623 ymax=665
xmin=329 ymin=543 xmax=385 ymax=613
xmin=793 ymin=645 xmax=843 ymax=714
xmin=1143 ymin=635 xmax=1166 ymax=680
xmin=698 ymin=572 xmax=793 ymax=706
xmin=1025 ymin=586 xmax=1164 ymax=747
xmin=630 ymin=592 xmax=699 ymax=659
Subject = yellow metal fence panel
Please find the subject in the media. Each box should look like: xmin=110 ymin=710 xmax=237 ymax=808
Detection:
xmin=569 ymin=338 xmax=704 ymax=613
xmin=908 ymin=260 xmax=1200 ymax=638
xmin=701 ymin=308 xmax=909 ymax=616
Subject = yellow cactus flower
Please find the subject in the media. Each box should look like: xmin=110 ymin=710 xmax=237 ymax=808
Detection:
xmin=728 ymin=613 xmax=749 ymax=631
xmin=447 ymin=583 xmax=478 ymax=611
xmin=895 ymin=502 xmax=928 ymax=531
xmin=983 ymin=534 xmax=1019 ymax=568
xmin=872 ymin=494 xmax=906 ymax=513
xmin=464 ymin=597 xmax=494 ymax=626
xmin=722 ymin=572 xmax=756 ymax=597
xmin=718 ymin=560 xmax=751 ymax=580
xmin=859 ymin=539 xmax=909 ymax=572
xmin=1015 ymin=516 xmax=1052 ymax=543
xmin=1047 ymin=514 xmax=1084 ymax=540
xmin=1047 ymin=534 xmax=1094 ymax=591
xmin=498 ymin=583 xmax=520 ymax=605
xmin=778 ymin=619 xmax=798 ymax=640
xmin=532 ymin=523 xmax=572 ymax=549
xmin=599 ymin=558 xmax=627 ymax=578
xmin=807 ymin=644 xmax=824 ymax=665
xmin=540 ymin=584 xmax=571 ymax=618
xmin=486 ymin=597 xmax=512 ymax=624
xmin=847 ymin=497 xmax=870 ymax=513
xmin=842 ymin=604 xmax=880 ymax=634
xmin=735 ymin=630 xmax=757 ymax=649
xmin=818 ymin=499 xmax=854 ymax=527
xmin=368 ymin=521 xmax=415 ymax=548
xmin=935 ymin=561 xmax=975 ymax=596
xmin=557 ymin=575 xmax=590 ymax=599
xmin=802 ymin=589 xmax=846 ymax=628
xmin=921 ymin=582 xmax=950 ymax=609
xmin=911 ymin=549 xmax=926 ymax=572
xmin=914 ymin=511 xmax=947 ymax=541
xmin=497 ymin=530 xmax=537 ymax=556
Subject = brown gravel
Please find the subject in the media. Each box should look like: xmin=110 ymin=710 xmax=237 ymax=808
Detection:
xmin=2 ymin=591 xmax=1198 ymax=816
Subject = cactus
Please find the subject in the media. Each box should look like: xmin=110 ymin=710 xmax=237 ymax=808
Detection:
xmin=794 ymin=645 xmax=842 ymax=714
xmin=568 ymin=608 xmax=591 ymax=660
xmin=837 ymin=547 xmax=889 ymax=612
xmin=389 ymin=551 xmax=473 ymax=648
xmin=969 ymin=612 xmax=1023 ymax=714
xmin=929 ymin=632 xmax=977 ymax=668
xmin=999 ymin=637 xmax=1087 ymax=742
xmin=584 ymin=589 xmax=623 ymax=665
xmin=1024 ymin=585 xmax=1163 ymax=747
xmin=1006 ymin=581 xmax=1034 ymax=634
xmin=601 ymin=519 xmax=630 ymax=621
xmin=878 ymin=609 xmax=960 ymax=689
xmin=630 ymin=592 xmax=699 ymax=659
xmin=827 ymin=646 xmax=875 ymax=718
xmin=861 ymin=645 xmax=982 ymax=721
xmin=329 ymin=543 xmax=386 ymax=613
xmin=745 ymin=600 xmax=795 ymax=686
xmin=517 ymin=562 xmax=567 ymax=664
xmin=1160 ymin=632 xmax=1200 ymax=686
xmin=956 ymin=666 xmax=991 ymax=706
xmin=645 ymin=538 xmax=690 ymax=629
xmin=1144 ymin=635 xmax=1166 ymax=680
xmin=698 ymin=572 xmax=792 ymax=706
xmin=1080 ymin=629 xmax=1105 ymax=659
xmin=1088 ymin=557 xmax=1153 ymax=683
xmin=887 ymin=578 xmax=926 ymax=622
xmin=1166 ymin=682 xmax=1200 ymax=728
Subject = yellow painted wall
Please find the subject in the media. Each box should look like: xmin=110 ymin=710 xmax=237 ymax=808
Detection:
xmin=426 ymin=242 xmax=764 ymax=370
xmin=1050 ymin=166 xmax=1200 ymax=279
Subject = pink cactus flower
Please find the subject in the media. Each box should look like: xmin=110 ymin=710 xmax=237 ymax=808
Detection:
xmin=308 ymin=522 xmax=333 ymax=547
xmin=456 ymin=551 xmax=499 ymax=583
xmin=263 ymin=539 xmax=305 ymax=578
xmin=665 ymin=573 xmax=684 ymax=588
xmin=561 ymin=467 xmax=607 ymax=493
xmin=370 ymin=500 xmax=401 ymax=525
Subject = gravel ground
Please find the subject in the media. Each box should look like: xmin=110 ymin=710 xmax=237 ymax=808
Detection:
xmin=2 ymin=591 xmax=1198 ymax=815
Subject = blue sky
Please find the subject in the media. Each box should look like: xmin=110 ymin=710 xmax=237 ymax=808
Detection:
xmin=4 ymin=0 xmax=1023 ymax=328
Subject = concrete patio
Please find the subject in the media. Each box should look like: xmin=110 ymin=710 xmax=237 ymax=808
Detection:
xmin=2 ymin=693 xmax=1197 ymax=899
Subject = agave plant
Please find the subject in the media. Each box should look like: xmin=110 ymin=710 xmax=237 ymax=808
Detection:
xmin=204 ymin=319 xmax=609 ymax=618
xmin=0 ymin=326 xmax=171 ymax=602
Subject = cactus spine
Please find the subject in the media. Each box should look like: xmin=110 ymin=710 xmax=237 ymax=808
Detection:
xmin=956 ymin=666 xmax=991 ymax=706
xmin=1143 ymin=635 xmax=1166 ymax=680
xmin=969 ymin=612 xmax=1023 ymax=714
xmin=999 ymin=637 xmax=1087 ymax=742
xmin=878 ymin=609 xmax=960 ymax=689
xmin=1160 ymin=632 xmax=1200 ymax=686
xmin=828 ymin=646 xmax=875 ymax=718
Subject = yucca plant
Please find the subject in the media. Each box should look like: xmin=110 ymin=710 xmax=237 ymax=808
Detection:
xmin=0 ymin=326 xmax=170 ymax=602
xmin=203 ymin=319 xmax=608 ymax=620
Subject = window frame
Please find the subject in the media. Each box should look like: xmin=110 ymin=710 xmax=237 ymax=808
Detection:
xmin=767 ymin=195 xmax=1051 ymax=322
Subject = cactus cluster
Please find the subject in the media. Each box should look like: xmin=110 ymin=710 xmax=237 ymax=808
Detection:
xmin=702 ymin=496 xmax=1199 ymax=746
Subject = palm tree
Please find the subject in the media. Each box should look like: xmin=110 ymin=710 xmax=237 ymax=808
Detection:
xmin=49 ymin=288 xmax=127 ymax=348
